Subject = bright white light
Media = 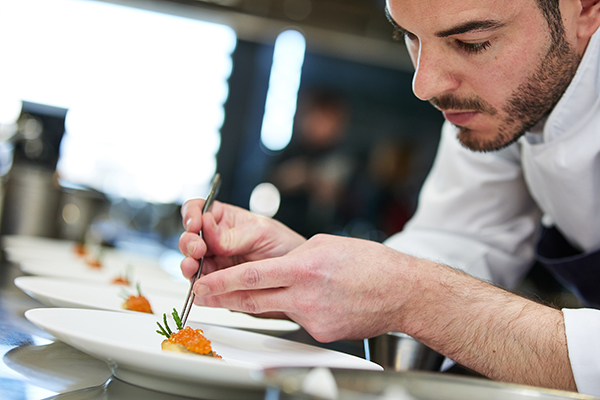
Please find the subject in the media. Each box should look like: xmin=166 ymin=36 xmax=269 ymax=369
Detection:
xmin=249 ymin=182 xmax=281 ymax=217
xmin=260 ymin=30 xmax=306 ymax=152
xmin=0 ymin=95 xmax=22 ymax=125
xmin=0 ymin=0 xmax=236 ymax=204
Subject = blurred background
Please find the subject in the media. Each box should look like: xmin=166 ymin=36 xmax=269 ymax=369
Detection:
xmin=0 ymin=0 xmax=444 ymax=254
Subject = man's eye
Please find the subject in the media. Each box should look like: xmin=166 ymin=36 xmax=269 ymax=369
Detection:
xmin=404 ymin=31 xmax=418 ymax=41
xmin=392 ymin=30 xmax=417 ymax=42
xmin=456 ymin=40 xmax=491 ymax=54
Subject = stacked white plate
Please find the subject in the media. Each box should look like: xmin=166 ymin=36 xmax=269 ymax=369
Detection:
xmin=7 ymin=235 xmax=382 ymax=398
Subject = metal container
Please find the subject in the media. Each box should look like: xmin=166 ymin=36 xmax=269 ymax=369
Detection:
xmin=367 ymin=332 xmax=444 ymax=372
xmin=262 ymin=367 xmax=599 ymax=400
xmin=55 ymin=187 xmax=107 ymax=242
xmin=0 ymin=165 xmax=61 ymax=238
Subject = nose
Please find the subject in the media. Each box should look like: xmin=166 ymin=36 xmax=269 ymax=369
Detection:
xmin=411 ymin=45 xmax=459 ymax=101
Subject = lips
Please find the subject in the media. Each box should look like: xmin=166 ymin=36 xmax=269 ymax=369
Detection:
xmin=442 ymin=111 xmax=479 ymax=126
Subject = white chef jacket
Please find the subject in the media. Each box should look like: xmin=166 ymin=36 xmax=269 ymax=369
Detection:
xmin=384 ymin=29 xmax=600 ymax=395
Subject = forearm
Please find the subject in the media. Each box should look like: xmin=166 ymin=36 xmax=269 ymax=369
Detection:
xmin=399 ymin=260 xmax=576 ymax=391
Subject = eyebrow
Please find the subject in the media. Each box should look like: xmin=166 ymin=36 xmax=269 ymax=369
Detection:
xmin=384 ymin=5 xmax=506 ymax=38
xmin=435 ymin=20 xmax=506 ymax=37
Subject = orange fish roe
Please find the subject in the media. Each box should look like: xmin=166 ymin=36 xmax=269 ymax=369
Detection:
xmin=123 ymin=294 xmax=153 ymax=313
xmin=111 ymin=276 xmax=130 ymax=285
xmin=73 ymin=243 xmax=88 ymax=257
xmin=168 ymin=326 xmax=212 ymax=355
xmin=85 ymin=257 xmax=102 ymax=269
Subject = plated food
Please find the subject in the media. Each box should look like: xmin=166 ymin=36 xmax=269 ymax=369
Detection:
xmin=111 ymin=266 xmax=132 ymax=285
xmin=121 ymin=284 xmax=153 ymax=314
xmin=25 ymin=308 xmax=382 ymax=399
xmin=84 ymin=248 xmax=105 ymax=269
xmin=157 ymin=309 xmax=221 ymax=359
xmin=15 ymin=276 xmax=300 ymax=334
xmin=73 ymin=242 xmax=88 ymax=257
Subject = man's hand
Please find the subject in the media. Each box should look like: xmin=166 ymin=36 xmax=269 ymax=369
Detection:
xmin=189 ymin=230 xmax=577 ymax=391
xmin=190 ymin=234 xmax=415 ymax=342
xmin=179 ymin=199 xmax=306 ymax=279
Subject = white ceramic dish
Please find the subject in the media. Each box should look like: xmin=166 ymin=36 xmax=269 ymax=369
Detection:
xmin=2 ymin=234 xmax=76 ymax=251
xmin=15 ymin=276 xmax=300 ymax=334
xmin=3 ymin=235 xmax=160 ymax=268
xmin=17 ymin=258 xmax=189 ymax=295
xmin=25 ymin=308 xmax=382 ymax=399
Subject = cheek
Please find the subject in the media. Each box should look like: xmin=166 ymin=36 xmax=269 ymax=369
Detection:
xmin=472 ymin=40 xmax=544 ymax=111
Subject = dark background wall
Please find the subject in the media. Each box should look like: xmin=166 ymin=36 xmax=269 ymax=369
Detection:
xmin=219 ymin=38 xmax=443 ymax=240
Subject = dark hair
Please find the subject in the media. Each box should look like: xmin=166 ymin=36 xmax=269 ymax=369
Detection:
xmin=535 ymin=0 xmax=565 ymax=44
xmin=385 ymin=0 xmax=565 ymax=43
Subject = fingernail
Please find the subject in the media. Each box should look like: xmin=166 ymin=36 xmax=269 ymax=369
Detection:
xmin=194 ymin=284 xmax=210 ymax=296
xmin=186 ymin=240 xmax=197 ymax=257
xmin=185 ymin=218 xmax=192 ymax=230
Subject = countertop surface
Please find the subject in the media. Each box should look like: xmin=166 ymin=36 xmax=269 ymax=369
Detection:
xmin=0 ymin=254 xmax=261 ymax=400
xmin=0 ymin=250 xmax=366 ymax=400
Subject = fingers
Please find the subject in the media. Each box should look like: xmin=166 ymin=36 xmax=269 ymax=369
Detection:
xmin=194 ymin=286 xmax=290 ymax=315
xmin=180 ymin=257 xmax=200 ymax=280
xmin=180 ymin=255 xmax=223 ymax=280
xmin=178 ymin=231 xmax=207 ymax=259
xmin=201 ymin=211 xmax=256 ymax=258
xmin=193 ymin=258 xmax=296 ymax=297
xmin=180 ymin=198 xmax=207 ymax=233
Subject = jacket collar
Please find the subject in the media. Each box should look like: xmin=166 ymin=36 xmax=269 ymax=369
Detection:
xmin=542 ymin=29 xmax=600 ymax=143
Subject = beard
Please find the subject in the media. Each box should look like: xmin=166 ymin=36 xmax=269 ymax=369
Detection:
xmin=430 ymin=32 xmax=581 ymax=152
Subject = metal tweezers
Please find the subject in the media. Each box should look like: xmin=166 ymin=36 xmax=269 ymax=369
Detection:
xmin=180 ymin=173 xmax=222 ymax=327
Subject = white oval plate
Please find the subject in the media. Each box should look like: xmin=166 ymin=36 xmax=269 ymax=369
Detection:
xmin=16 ymin=276 xmax=299 ymax=335
xmin=17 ymin=258 xmax=189 ymax=295
xmin=3 ymin=235 xmax=161 ymax=268
xmin=25 ymin=308 xmax=382 ymax=399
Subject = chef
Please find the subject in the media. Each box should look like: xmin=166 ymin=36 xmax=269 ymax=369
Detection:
xmin=179 ymin=0 xmax=600 ymax=395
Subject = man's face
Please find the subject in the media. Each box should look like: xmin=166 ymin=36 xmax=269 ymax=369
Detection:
xmin=387 ymin=0 xmax=581 ymax=152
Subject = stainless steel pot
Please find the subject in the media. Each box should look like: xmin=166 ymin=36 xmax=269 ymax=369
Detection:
xmin=367 ymin=332 xmax=444 ymax=372
xmin=261 ymin=367 xmax=599 ymax=400
xmin=0 ymin=165 xmax=61 ymax=238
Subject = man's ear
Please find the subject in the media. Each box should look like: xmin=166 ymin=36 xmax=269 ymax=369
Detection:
xmin=577 ymin=0 xmax=600 ymax=39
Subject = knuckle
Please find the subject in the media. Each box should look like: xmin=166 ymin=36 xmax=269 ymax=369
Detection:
xmin=310 ymin=233 xmax=327 ymax=244
xmin=240 ymin=292 xmax=259 ymax=314
xmin=241 ymin=266 xmax=261 ymax=288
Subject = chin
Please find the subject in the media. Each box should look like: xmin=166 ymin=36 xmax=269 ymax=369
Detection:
xmin=456 ymin=126 xmax=523 ymax=153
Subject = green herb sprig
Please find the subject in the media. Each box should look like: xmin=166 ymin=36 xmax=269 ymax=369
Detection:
xmin=119 ymin=281 xmax=143 ymax=301
xmin=156 ymin=308 xmax=184 ymax=338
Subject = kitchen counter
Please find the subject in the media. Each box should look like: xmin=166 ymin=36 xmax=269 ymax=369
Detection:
xmin=0 ymin=251 xmax=367 ymax=400
xmin=0 ymin=255 xmax=256 ymax=400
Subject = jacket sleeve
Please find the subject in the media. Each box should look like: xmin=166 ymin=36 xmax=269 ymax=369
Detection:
xmin=384 ymin=122 xmax=542 ymax=289
xmin=562 ymin=308 xmax=600 ymax=396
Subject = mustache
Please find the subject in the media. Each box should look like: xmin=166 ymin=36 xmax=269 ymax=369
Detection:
xmin=430 ymin=95 xmax=498 ymax=115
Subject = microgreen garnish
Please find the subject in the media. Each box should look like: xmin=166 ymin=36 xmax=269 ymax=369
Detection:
xmin=172 ymin=308 xmax=183 ymax=331
xmin=156 ymin=321 xmax=170 ymax=338
xmin=96 ymin=246 xmax=105 ymax=261
xmin=119 ymin=289 xmax=130 ymax=301
xmin=156 ymin=308 xmax=184 ymax=338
